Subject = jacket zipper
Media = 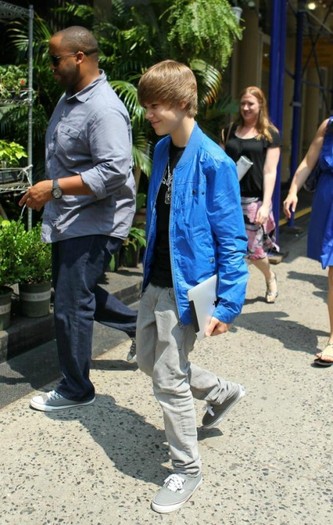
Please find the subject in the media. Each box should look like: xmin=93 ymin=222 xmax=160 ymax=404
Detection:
xmin=168 ymin=167 xmax=183 ymax=326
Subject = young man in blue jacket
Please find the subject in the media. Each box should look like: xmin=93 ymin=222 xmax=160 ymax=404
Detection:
xmin=137 ymin=60 xmax=248 ymax=514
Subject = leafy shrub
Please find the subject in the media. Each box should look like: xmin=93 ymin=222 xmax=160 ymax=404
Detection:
xmin=0 ymin=219 xmax=51 ymax=289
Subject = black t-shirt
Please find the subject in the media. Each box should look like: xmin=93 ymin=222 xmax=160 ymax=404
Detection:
xmin=149 ymin=142 xmax=185 ymax=288
xmin=224 ymin=124 xmax=280 ymax=198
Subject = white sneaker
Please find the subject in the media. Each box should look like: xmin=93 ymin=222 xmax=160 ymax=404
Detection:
xmin=30 ymin=390 xmax=95 ymax=412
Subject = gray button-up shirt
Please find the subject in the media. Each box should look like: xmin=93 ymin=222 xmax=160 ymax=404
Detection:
xmin=42 ymin=71 xmax=136 ymax=243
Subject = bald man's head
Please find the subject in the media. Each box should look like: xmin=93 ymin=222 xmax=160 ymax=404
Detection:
xmin=53 ymin=26 xmax=99 ymax=61
xmin=49 ymin=26 xmax=100 ymax=93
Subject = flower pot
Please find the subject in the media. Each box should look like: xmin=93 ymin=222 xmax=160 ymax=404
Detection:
xmin=231 ymin=6 xmax=242 ymax=23
xmin=0 ymin=169 xmax=23 ymax=185
xmin=19 ymin=281 xmax=51 ymax=318
xmin=0 ymin=286 xmax=12 ymax=330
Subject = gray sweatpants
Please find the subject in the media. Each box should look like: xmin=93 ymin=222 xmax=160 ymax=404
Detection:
xmin=136 ymin=283 xmax=240 ymax=476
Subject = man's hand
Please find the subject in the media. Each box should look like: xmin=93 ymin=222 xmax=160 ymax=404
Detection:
xmin=205 ymin=317 xmax=230 ymax=337
xmin=19 ymin=180 xmax=53 ymax=211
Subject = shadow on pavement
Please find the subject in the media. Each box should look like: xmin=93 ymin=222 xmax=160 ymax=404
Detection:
xmin=234 ymin=310 xmax=326 ymax=355
xmin=41 ymin=394 xmax=170 ymax=486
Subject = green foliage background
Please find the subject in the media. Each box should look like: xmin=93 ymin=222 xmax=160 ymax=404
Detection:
xmin=0 ymin=0 xmax=242 ymax=219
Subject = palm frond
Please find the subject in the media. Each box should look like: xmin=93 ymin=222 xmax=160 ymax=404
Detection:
xmin=53 ymin=2 xmax=94 ymax=27
xmin=190 ymin=59 xmax=222 ymax=108
xmin=132 ymin=134 xmax=153 ymax=179
xmin=109 ymin=80 xmax=146 ymax=125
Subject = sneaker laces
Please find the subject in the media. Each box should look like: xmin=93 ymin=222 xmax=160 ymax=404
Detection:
xmin=163 ymin=474 xmax=185 ymax=493
xmin=205 ymin=403 xmax=215 ymax=417
xmin=128 ymin=338 xmax=136 ymax=356
xmin=47 ymin=390 xmax=63 ymax=401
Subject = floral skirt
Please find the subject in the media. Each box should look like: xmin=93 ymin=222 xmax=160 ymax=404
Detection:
xmin=241 ymin=197 xmax=279 ymax=260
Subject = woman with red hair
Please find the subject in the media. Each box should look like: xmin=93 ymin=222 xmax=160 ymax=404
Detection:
xmin=221 ymin=86 xmax=281 ymax=303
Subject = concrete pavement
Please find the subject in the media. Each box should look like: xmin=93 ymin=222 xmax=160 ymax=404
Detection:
xmin=1 ymin=222 xmax=333 ymax=525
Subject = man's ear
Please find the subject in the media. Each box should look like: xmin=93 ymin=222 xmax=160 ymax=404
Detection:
xmin=75 ymin=51 xmax=85 ymax=64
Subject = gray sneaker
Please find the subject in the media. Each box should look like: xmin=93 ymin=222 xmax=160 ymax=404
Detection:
xmin=30 ymin=390 xmax=95 ymax=412
xmin=126 ymin=338 xmax=137 ymax=363
xmin=151 ymin=473 xmax=202 ymax=514
xmin=202 ymin=384 xmax=246 ymax=429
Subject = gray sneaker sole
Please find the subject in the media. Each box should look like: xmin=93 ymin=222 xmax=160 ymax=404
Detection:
xmin=30 ymin=396 xmax=95 ymax=412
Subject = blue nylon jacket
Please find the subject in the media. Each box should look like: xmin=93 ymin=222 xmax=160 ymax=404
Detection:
xmin=143 ymin=123 xmax=248 ymax=325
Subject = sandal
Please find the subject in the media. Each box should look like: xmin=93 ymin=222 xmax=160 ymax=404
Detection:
xmin=314 ymin=342 xmax=333 ymax=366
xmin=265 ymin=273 xmax=278 ymax=303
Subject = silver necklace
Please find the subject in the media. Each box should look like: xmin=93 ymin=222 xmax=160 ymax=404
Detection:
xmin=162 ymin=162 xmax=173 ymax=205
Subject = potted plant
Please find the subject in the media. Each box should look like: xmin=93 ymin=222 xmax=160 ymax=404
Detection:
xmin=0 ymin=65 xmax=28 ymax=101
xmin=14 ymin=222 xmax=52 ymax=318
xmin=0 ymin=139 xmax=28 ymax=184
xmin=134 ymin=192 xmax=147 ymax=227
xmin=119 ymin=226 xmax=146 ymax=268
xmin=0 ymin=219 xmax=22 ymax=329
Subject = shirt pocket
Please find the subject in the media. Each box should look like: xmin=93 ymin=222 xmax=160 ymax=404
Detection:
xmin=55 ymin=123 xmax=82 ymax=162
xmin=176 ymin=180 xmax=207 ymax=229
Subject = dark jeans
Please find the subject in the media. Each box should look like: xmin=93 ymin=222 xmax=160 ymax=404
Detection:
xmin=52 ymin=235 xmax=137 ymax=401
xmin=94 ymin=286 xmax=137 ymax=337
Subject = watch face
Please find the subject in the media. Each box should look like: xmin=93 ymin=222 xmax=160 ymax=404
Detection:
xmin=52 ymin=187 xmax=62 ymax=199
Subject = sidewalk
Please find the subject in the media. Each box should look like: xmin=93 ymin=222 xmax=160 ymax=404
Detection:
xmin=1 ymin=220 xmax=333 ymax=525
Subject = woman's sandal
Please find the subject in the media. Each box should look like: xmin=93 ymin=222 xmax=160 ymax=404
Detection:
xmin=314 ymin=342 xmax=333 ymax=366
xmin=265 ymin=273 xmax=278 ymax=303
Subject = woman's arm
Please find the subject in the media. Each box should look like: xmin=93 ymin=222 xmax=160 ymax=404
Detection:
xmin=283 ymin=118 xmax=327 ymax=219
xmin=256 ymin=146 xmax=280 ymax=225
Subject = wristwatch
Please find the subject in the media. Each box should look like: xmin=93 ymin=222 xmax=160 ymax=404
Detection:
xmin=51 ymin=179 xmax=63 ymax=199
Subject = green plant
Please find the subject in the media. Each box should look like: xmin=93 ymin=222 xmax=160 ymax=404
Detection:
xmin=0 ymin=139 xmax=27 ymax=167
xmin=128 ymin=226 xmax=146 ymax=249
xmin=3 ymin=1 xmax=243 ymax=190
xmin=120 ymin=226 xmax=146 ymax=268
xmin=136 ymin=192 xmax=146 ymax=211
xmin=0 ymin=218 xmax=23 ymax=290
xmin=0 ymin=65 xmax=28 ymax=99
xmin=14 ymin=222 xmax=52 ymax=284
xmin=0 ymin=219 xmax=51 ymax=289
xmin=167 ymin=0 xmax=242 ymax=70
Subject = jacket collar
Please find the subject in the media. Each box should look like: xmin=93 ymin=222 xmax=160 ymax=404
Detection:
xmin=160 ymin=123 xmax=204 ymax=167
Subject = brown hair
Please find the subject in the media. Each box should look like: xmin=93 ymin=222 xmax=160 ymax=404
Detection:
xmin=236 ymin=86 xmax=278 ymax=142
xmin=137 ymin=60 xmax=198 ymax=117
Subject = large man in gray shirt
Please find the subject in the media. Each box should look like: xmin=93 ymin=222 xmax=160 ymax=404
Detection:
xmin=20 ymin=26 xmax=136 ymax=411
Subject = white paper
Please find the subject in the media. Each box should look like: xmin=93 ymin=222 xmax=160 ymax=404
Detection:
xmin=187 ymin=275 xmax=217 ymax=341
xmin=236 ymin=155 xmax=253 ymax=181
